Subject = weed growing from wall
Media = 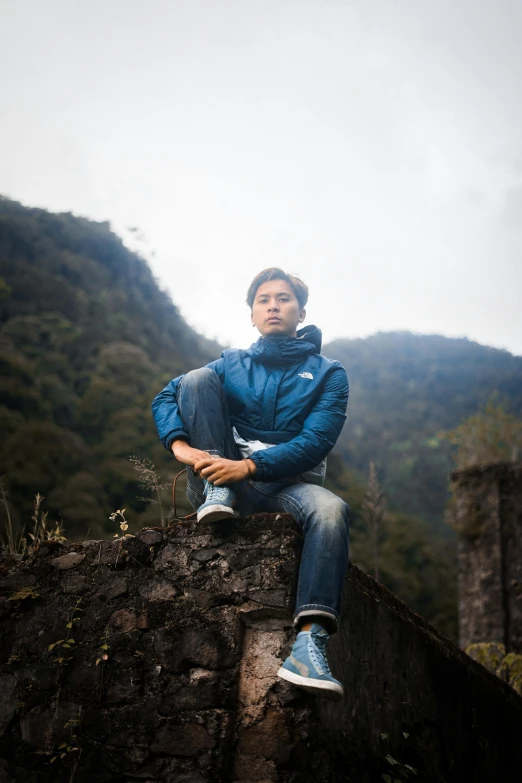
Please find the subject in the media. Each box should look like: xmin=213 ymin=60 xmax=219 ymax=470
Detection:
xmin=0 ymin=476 xmax=25 ymax=554
xmin=130 ymin=455 xmax=170 ymax=527
xmin=109 ymin=508 xmax=130 ymax=537
xmin=47 ymin=599 xmax=83 ymax=665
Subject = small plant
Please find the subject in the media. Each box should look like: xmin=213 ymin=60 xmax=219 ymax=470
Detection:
xmin=95 ymin=630 xmax=110 ymax=666
xmin=109 ymin=508 xmax=130 ymax=538
xmin=130 ymin=455 xmax=169 ymax=527
xmin=47 ymin=599 xmax=82 ymax=665
xmin=28 ymin=493 xmax=47 ymax=551
xmin=37 ymin=714 xmax=81 ymax=765
xmin=380 ymin=731 xmax=418 ymax=782
xmin=109 ymin=508 xmax=135 ymax=568
xmin=26 ymin=494 xmax=66 ymax=554
xmin=0 ymin=476 xmax=26 ymax=555
xmin=45 ymin=521 xmax=67 ymax=544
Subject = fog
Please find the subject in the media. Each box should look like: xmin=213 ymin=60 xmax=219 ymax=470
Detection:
xmin=1 ymin=0 xmax=521 ymax=352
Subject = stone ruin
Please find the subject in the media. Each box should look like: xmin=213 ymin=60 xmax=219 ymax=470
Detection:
xmin=451 ymin=461 xmax=522 ymax=652
xmin=1 ymin=511 xmax=522 ymax=782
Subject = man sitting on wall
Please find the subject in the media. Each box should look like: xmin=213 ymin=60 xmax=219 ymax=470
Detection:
xmin=152 ymin=268 xmax=350 ymax=700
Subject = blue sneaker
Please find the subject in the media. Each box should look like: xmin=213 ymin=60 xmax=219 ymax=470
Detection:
xmin=277 ymin=623 xmax=344 ymax=701
xmin=197 ymin=480 xmax=238 ymax=523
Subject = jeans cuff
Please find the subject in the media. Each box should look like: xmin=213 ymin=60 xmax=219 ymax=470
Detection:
xmin=293 ymin=605 xmax=340 ymax=633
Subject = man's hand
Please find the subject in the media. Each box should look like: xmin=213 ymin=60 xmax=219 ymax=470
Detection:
xmin=171 ymin=440 xmax=217 ymax=468
xmin=195 ymin=457 xmax=256 ymax=485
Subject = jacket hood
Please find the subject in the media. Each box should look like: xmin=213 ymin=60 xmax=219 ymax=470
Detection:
xmin=248 ymin=324 xmax=322 ymax=366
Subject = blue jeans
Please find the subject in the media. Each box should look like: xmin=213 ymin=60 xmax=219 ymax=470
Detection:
xmin=177 ymin=368 xmax=350 ymax=632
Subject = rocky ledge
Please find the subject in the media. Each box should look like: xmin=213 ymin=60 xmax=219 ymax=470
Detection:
xmin=1 ymin=513 xmax=522 ymax=782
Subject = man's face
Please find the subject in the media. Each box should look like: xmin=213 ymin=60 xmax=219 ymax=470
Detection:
xmin=251 ymin=279 xmax=305 ymax=338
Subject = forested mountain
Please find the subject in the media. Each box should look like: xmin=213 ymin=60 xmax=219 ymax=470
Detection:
xmin=3 ymin=196 xmax=520 ymax=639
xmin=324 ymin=333 xmax=522 ymax=530
xmin=0 ymin=196 xmax=220 ymax=537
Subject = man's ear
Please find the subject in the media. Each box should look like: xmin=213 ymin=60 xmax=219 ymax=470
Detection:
xmin=251 ymin=311 xmax=255 ymax=327
xmin=299 ymin=308 xmax=306 ymax=323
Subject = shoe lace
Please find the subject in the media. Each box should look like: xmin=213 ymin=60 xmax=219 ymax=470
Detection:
xmin=309 ymin=631 xmax=332 ymax=676
xmin=205 ymin=482 xmax=229 ymax=502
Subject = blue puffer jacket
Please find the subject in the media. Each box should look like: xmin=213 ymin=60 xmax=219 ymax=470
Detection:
xmin=151 ymin=325 xmax=349 ymax=483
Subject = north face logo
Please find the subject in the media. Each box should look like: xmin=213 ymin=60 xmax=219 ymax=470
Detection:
xmin=298 ymin=372 xmax=314 ymax=380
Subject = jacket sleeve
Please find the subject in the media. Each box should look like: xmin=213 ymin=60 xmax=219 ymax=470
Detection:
xmin=249 ymin=364 xmax=349 ymax=481
xmin=151 ymin=358 xmax=225 ymax=452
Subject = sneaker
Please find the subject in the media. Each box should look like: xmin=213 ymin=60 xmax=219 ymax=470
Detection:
xmin=197 ymin=480 xmax=238 ymax=523
xmin=277 ymin=623 xmax=344 ymax=701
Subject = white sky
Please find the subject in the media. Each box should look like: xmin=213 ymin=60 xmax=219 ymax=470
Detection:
xmin=1 ymin=0 xmax=522 ymax=354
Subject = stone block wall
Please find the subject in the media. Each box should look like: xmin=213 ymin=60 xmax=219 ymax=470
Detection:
xmin=1 ymin=513 xmax=522 ymax=782
xmin=451 ymin=462 xmax=522 ymax=651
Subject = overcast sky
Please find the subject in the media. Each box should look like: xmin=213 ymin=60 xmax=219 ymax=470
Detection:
xmin=1 ymin=0 xmax=521 ymax=354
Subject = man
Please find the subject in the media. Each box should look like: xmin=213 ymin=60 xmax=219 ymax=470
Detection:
xmin=152 ymin=268 xmax=350 ymax=700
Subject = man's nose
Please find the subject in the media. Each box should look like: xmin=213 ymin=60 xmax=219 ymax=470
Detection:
xmin=268 ymin=300 xmax=280 ymax=311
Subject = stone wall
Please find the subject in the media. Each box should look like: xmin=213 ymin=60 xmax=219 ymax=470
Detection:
xmin=1 ymin=513 xmax=522 ymax=782
xmin=451 ymin=462 xmax=522 ymax=651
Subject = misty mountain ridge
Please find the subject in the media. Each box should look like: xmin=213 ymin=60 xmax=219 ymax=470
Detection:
xmin=324 ymin=331 xmax=522 ymax=526
xmin=0 ymin=196 xmax=220 ymax=536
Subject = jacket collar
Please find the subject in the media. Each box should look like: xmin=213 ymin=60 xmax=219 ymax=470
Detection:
xmin=248 ymin=325 xmax=322 ymax=366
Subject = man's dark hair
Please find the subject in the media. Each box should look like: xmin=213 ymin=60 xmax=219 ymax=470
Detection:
xmin=246 ymin=268 xmax=309 ymax=309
